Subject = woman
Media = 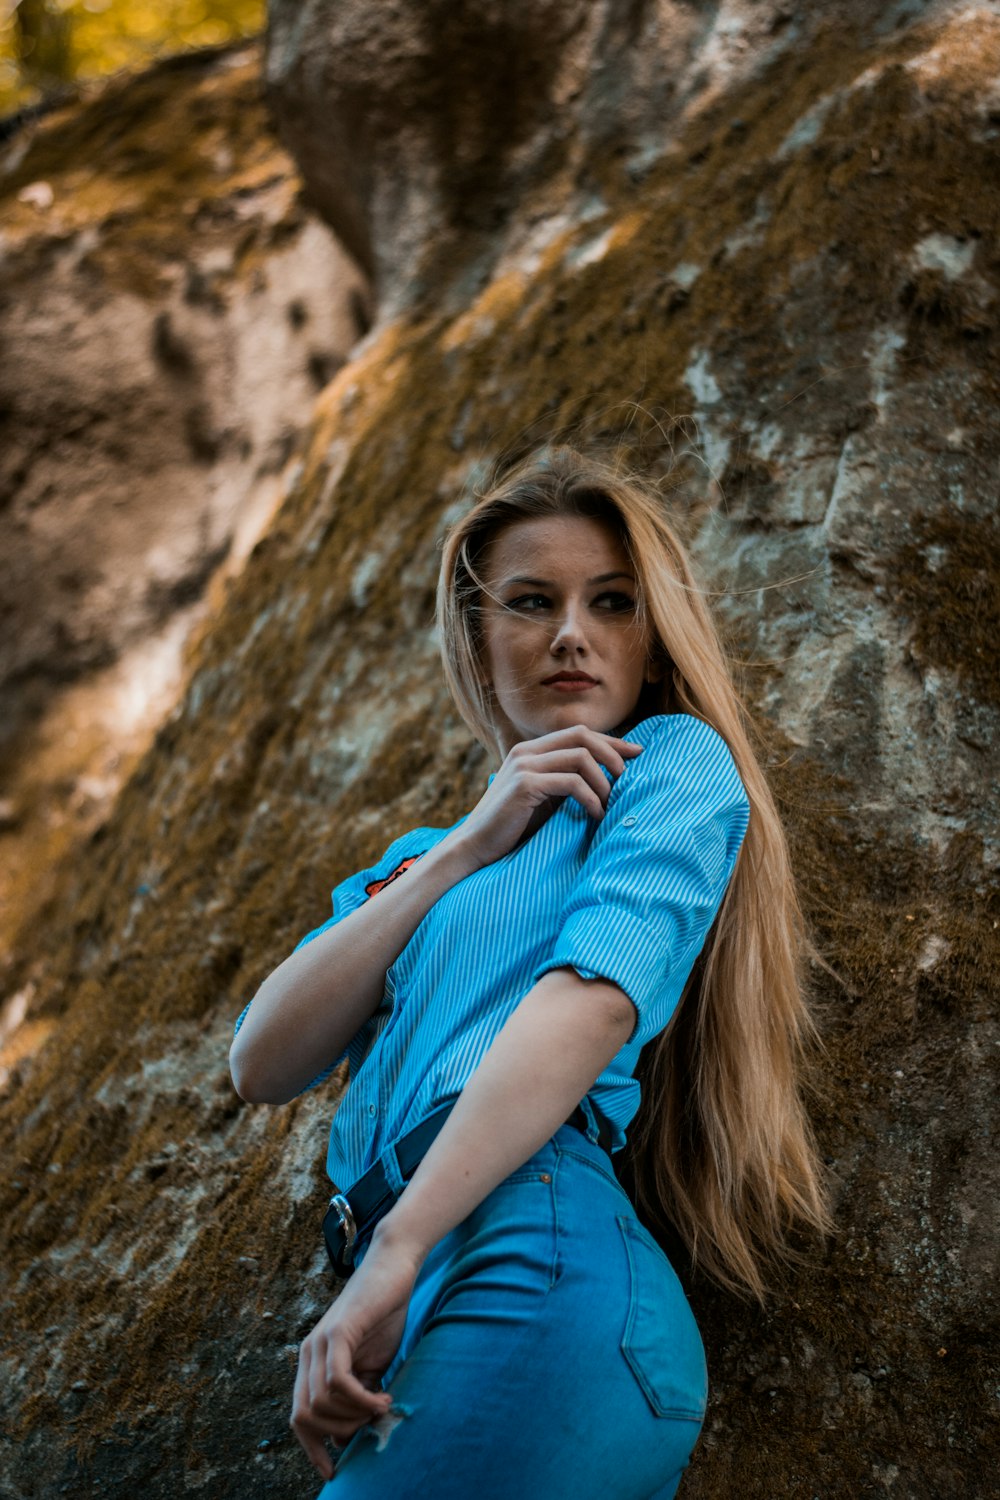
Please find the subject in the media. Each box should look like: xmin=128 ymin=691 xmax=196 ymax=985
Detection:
xmin=230 ymin=445 xmax=830 ymax=1499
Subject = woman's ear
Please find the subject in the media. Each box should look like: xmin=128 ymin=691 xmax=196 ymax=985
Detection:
xmin=644 ymin=650 xmax=667 ymax=685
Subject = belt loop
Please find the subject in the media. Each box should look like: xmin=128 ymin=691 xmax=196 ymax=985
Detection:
xmin=380 ymin=1139 xmax=407 ymax=1198
xmin=576 ymin=1095 xmax=602 ymax=1147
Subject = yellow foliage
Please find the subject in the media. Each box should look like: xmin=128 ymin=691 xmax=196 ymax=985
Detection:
xmin=0 ymin=0 xmax=264 ymax=115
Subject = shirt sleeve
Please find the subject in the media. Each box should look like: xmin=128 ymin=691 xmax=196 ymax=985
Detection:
xmin=232 ymin=830 xmax=429 ymax=1091
xmin=531 ymin=714 xmax=751 ymax=1049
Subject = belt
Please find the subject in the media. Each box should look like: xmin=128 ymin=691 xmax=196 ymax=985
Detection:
xmin=323 ymin=1096 xmax=614 ymax=1279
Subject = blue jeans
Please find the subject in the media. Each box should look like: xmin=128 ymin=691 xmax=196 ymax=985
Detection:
xmin=317 ymin=1121 xmax=707 ymax=1499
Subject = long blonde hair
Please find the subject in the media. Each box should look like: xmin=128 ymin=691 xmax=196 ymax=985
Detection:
xmin=436 ymin=444 xmax=831 ymax=1299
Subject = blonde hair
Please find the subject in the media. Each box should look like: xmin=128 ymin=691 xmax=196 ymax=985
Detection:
xmin=436 ymin=444 xmax=832 ymax=1299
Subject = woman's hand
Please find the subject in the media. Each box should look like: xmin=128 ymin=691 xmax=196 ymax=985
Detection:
xmin=451 ymin=724 xmax=643 ymax=870
xmin=290 ymin=1233 xmax=425 ymax=1479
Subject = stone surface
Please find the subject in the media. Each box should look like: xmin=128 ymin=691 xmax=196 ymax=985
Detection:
xmin=0 ymin=43 xmax=369 ymax=745
xmin=0 ymin=41 xmax=369 ymax=980
xmin=1 ymin=3 xmax=998 ymax=1497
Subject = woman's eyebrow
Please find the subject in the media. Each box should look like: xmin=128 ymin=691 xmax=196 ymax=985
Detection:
xmin=501 ymin=571 xmax=635 ymax=587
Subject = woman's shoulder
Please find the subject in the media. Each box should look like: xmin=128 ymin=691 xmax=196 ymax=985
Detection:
xmin=626 ymin=710 xmax=730 ymax=756
xmin=623 ymin=713 xmax=748 ymax=803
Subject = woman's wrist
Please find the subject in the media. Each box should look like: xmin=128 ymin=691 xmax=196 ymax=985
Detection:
xmin=367 ymin=1202 xmax=436 ymax=1268
xmin=434 ymin=824 xmax=487 ymax=880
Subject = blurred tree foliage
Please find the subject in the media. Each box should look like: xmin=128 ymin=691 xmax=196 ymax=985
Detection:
xmin=0 ymin=0 xmax=264 ymax=116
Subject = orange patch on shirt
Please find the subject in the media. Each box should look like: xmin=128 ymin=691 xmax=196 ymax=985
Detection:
xmin=365 ymin=855 xmax=421 ymax=899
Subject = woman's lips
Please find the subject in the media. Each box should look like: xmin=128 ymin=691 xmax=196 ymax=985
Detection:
xmin=542 ymin=676 xmax=598 ymax=692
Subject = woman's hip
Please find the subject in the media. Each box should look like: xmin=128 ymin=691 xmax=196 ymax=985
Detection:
xmin=328 ymin=1124 xmax=706 ymax=1498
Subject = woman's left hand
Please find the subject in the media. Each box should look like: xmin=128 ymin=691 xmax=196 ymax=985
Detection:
xmin=290 ymin=1231 xmax=424 ymax=1479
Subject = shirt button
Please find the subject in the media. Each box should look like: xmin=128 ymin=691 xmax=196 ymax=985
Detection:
xmin=622 ymin=816 xmax=637 ymax=827
xmin=368 ymin=1103 xmax=377 ymax=1117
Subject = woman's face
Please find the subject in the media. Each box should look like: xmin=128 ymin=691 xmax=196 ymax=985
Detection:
xmin=477 ymin=513 xmax=660 ymax=755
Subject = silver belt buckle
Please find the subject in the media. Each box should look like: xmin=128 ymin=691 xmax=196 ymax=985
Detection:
xmin=329 ymin=1192 xmax=357 ymax=1260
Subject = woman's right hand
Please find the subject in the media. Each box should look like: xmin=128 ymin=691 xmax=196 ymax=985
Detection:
xmin=449 ymin=724 xmax=644 ymax=871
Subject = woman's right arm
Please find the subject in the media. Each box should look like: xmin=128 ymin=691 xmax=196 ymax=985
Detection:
xmin=229 ymin=832 xmax=480 ymax=1104
xmin=229 ymin=725 xmax=643 ymax=1107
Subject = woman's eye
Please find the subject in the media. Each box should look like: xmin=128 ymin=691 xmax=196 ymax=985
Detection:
xmin=507 ymin=594 xmax=550 ymax=612
xmin=593 ymin=591 xmax=636 ymax=612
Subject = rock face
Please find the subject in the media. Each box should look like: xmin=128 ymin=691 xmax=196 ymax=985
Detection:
xmin=1 ymin=3 xmax=998 ymax=1496
xmin=0 ymin=41 xmax=368 ymax=989
xmin=0 ymin=43 xmax=369 ymax=745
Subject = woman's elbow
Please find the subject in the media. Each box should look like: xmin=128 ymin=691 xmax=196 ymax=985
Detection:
xmin=229 ymin=1035 xmax=293 ymax=1106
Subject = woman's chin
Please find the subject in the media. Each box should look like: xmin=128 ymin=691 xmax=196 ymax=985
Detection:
xmin=521 ymin=702 xmax=632 ymax=739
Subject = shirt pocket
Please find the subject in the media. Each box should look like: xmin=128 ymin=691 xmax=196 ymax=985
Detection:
xmin=616 ymin=1214 xmax=708 ymax=1422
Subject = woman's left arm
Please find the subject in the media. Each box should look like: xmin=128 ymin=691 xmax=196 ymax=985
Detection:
xmin=382 ymin=965 xmax=635 ymax=1253
xmin=290 ymin=967 xmax=633 ymax=1475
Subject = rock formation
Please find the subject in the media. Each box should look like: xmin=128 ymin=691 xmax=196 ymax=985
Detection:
xmin=0 ymin=41 xmax=369 ymax=992
xmin=1 ymin=2 xmax=997 ymax=1495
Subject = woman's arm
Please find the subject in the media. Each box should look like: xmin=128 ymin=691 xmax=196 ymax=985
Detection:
xmin=231 ymin=724 xmax=641 ymax=1105
xmin=230 ymin=831 xmax=479 ymax=1104
xmin=376 ymin=965 xmax=634 ymax=1257
xmin=289 ymin=966 xmax=634 ymax=1472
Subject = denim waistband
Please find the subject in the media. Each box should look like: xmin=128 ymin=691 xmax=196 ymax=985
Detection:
xmin=389 ymin=1093 xmax=617 ymax=1184
xmin=351 ymin=1103 xmax=621 ymax=1267
xmin=544 ymin=1119 xmax=624 ymax=1190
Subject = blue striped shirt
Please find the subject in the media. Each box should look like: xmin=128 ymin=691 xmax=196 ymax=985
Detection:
xmin=235 ymin=712 xmax=750 ymax=1190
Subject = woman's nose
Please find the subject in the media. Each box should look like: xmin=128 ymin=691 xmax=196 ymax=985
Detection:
xmin=550 ymin=603 xmax=589 ymax=654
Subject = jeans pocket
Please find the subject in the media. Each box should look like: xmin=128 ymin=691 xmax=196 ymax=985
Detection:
xmin=616 ymin=1214 xmax=708 ymax=1422
xmin=451 ymin=1171 xmax=560 ymax=1297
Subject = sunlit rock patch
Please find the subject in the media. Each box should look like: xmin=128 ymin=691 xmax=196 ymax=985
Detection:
xmin=0 ymin=41 xmax=369 ymax=1003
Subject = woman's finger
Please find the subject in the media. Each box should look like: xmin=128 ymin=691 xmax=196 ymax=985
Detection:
xmin=293 ymin=1418 xmax=336 ymax=1481
xmin=295 ymin=1382 xmax=366 ymax=1442
xmin=520 ymin=770 xmax=607 ymax=821
xmin=327 ymin=1337 xmax=394 ymax=1415
xmin=510 ymin=730 xmax=643 ymax=795
xmin=519 ymin=749 xmax=621 ymax=812
xmin=517 ymin=724 xmax=643 ymax=772
xmin=293 ymin=1337 xmax=313 ymax=1416
xmin=306 ymin=1334 xmax=331 ymax=1409
xmin=299 ymin=1336 xmax=388 ymax=1431
xmin=292 ymin=1369 xmax=377 ymax=1473
xmin=518 ymin=746 xmax=615 ymax=807
xmin=535 ymin=735 xmax=630 ymax=780
xmin=291 ymin=1347 xmax=336 ymax=1479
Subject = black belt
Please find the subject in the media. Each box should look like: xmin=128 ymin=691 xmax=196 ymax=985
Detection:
xmin=323 ymin=1097 xmax=614 ymax=1278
